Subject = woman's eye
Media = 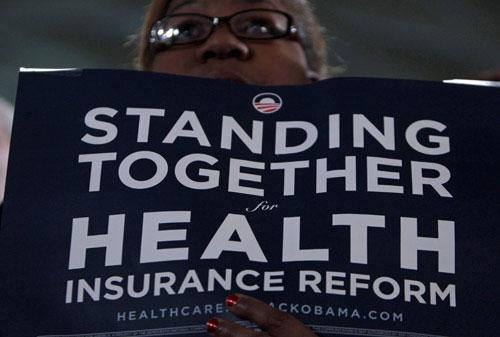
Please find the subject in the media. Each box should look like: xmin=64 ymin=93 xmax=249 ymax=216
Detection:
xmin=177 ymin=23 xmax=199 ymax=38
xmin=244 ymin=19 xmax=274 ymax=36
xmin=173 ymin=19 xmax=209 ymax=41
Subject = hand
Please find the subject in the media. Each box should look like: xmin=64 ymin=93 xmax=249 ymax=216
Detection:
xmin=206 ymin=293 xmax=319 ymax=337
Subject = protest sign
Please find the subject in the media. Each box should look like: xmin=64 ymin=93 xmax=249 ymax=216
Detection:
xmin=0 ymin=69 xmax=498 ymax=337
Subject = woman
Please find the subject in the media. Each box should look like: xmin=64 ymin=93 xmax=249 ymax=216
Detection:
xmin=138 ymin=0 xmax=329 ymax=85
xmin=137 ymin=0 xmax=328 ymax=336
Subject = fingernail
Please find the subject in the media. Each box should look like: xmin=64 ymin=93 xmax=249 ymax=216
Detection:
xmin=225 ymin=294 xmax=239 ymax=307
xmin=206 ymin=318 xmax=219 ymax=333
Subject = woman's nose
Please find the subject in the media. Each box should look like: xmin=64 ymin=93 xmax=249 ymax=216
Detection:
xmin=195 ymin=25 xmax=251 ymax=62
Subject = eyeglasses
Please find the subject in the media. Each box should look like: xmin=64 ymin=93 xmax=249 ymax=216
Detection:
xmin=149 ymin=9 xmax=298 ymax=51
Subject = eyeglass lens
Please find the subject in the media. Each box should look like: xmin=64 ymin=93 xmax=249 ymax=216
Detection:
xmin=152 ymin=10 xmax=290 ymax=47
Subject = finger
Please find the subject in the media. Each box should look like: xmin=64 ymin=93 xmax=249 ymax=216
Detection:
xmin=206 ymin=317 xmax=269 ymax=337
xmin=225 ymin=294 xmax=318 ymax=337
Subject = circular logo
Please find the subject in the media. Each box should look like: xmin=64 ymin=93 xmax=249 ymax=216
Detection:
xmin=252 ymin=93 xmax=283 ymax=114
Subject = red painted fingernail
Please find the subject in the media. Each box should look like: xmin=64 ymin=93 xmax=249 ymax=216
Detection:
xmin=225 ymin=294 xmax=239 ymax=307
xmin=206 ymin=318 xmax=219 ymax=333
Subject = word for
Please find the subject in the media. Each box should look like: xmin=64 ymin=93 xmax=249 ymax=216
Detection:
xmin=245 ymin=200 xmax=279 ymax=212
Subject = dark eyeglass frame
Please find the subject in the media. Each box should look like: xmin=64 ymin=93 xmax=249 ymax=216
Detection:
xmin=149 ymin=8 xmax=299 ymax=52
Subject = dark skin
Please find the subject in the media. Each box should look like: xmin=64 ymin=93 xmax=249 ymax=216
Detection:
xmin=151 ymin=0 xmax=314 ymax=85
xmin=150 ymin=0 xmax=319 ymax=336
xmin=209 ymin=294 xmax=319 ymax=337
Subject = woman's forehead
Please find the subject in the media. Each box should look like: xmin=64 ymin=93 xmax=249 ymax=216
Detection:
xmin=166 ymin=0 xmax=284 ymax=14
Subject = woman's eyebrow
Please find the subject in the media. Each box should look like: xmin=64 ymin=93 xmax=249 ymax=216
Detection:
xmin=170 ymin=0 xmax=206 ymax=13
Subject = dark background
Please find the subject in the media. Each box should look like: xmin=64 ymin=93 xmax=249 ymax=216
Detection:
xmin=1 ymin=0 xmax=499 ymax=103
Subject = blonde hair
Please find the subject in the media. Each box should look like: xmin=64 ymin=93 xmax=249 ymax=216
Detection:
xmin=137 ymin=0 xmax=330 ymax=79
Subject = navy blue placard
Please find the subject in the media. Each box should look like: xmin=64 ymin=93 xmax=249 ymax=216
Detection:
xmin=0 ymin=69 xmax=498 ymax=337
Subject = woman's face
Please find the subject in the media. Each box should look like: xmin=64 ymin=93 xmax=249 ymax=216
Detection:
xmin=150 ymin=0 xmax=311 ymax=85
